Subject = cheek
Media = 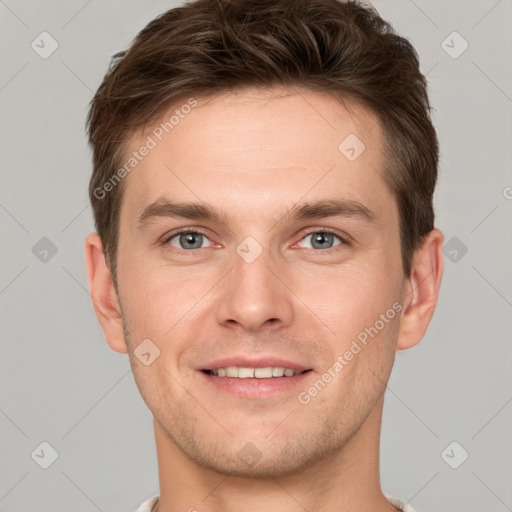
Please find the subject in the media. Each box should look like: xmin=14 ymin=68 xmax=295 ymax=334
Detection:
xmin=291 ymin=257 xmax=404 ymax=389
xmin=117 ymin=256 xmax=216 ymax=359
xmin=296 ymin=258 xmax=402 ymax=333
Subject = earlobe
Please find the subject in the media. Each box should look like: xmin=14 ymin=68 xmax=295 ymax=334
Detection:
xmin=84 ymin=233 xmax=128 ymax=354
xmin=397 ymin=228 xmax=444 ymax=350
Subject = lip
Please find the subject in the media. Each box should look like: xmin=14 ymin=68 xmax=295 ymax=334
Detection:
xmin=197 ymin=356 xmax=311 ymax=372
xmin=195 ymin=355 xmax=313 ymax=399
xmin=197 ymin=367 xmax=313 ymax=399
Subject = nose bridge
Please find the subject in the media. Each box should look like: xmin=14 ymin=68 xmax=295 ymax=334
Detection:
xmin=215 ymin=236 xmax=294 ymax=332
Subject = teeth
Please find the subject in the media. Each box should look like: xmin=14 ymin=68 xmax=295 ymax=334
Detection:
xmin=226 ymin=366 xmax=238 ymax=377
xmin=238 ymin=367 xmax=254 ymax=378
xmin=254 ymin=367 xmax=273 ymax=378
xmin=272 ymin=367 xmax=285 ymax=377
xmin=208 ymin=366 xmax=305 ymax=379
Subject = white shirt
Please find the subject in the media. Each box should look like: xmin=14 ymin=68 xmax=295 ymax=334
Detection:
xmin=136 ymin=494 xmax=417 ymax=511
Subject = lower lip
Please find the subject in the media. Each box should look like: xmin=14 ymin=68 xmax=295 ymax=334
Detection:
xmin=197 ymin=370 xmax=313 ymax=398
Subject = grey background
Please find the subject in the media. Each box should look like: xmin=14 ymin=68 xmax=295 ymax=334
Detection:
xmin=1 ymin=0 xmax=511 ymax=511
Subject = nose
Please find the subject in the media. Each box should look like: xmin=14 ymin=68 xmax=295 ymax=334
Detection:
xmin=214 ymin=243 xmax=294 ymax=333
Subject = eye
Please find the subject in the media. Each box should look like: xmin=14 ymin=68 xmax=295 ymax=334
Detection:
xmin=297 ymin=231 xmax=344 ymax=250
xmin=165 ymin=230 xmax=213 ymax=250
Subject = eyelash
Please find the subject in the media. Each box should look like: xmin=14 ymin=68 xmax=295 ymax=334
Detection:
xmin=161 ymin=227 xmax=350 ymax=253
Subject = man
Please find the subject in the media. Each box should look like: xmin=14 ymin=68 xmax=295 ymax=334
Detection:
xmin=84 ymin=0 xmax=443 ymax=510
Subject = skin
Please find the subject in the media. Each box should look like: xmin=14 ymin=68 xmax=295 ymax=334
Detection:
xmin=85 ymin=86 xmax=443 ymax=512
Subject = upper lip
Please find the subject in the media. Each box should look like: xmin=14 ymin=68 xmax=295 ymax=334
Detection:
xmin=199 ymin=356 xmax=311 ymax=371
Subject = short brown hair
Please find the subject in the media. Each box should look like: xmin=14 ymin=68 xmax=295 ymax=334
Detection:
xmin=87 ymin=0 xmax=439 ymax=280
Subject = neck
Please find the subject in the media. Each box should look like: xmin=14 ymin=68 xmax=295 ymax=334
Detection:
xmin=152 ymin=394 xmax=398 ymax=512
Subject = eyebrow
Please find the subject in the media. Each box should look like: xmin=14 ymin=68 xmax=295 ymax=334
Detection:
xmin=137 ymin=196 xmax=376 ymax=230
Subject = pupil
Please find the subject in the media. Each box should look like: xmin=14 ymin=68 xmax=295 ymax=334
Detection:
xmin=181 ymin=233 xmax=201 ymax=249
xmin=313 ymin=232 xmax=331 ymax=249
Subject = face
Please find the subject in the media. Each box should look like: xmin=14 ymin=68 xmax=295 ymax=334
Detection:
xmin=115 ymin=87 xmax=406 ymax=477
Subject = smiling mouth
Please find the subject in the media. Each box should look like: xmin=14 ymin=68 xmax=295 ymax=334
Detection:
xmin=202 ymin=367 xmax=313 ymax=379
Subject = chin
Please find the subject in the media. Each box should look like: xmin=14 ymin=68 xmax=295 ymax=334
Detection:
xmin=180 ymin=432 xmax=346 ymax=480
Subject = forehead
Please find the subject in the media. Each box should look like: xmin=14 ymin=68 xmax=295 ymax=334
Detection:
xmin=120 ymin=86 xmax=391 ymax=225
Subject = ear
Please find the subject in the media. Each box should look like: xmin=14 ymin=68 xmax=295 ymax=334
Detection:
xmin=84 ymin=232 xmax=127 ymax=353
xmin=397 ymin=228 xmax=444 ymax=350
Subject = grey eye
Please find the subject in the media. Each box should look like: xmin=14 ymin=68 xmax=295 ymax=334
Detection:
xmin=168 ymin=231 xmax=210 ymax=250
xmin=298 ymin=232 xmax=342 ymax=250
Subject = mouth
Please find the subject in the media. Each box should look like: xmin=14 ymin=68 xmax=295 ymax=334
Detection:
xmin=201 ymin=366 xmax=312 ymax=378
xmin=197 ymin=359 xmax=314 ymax=398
